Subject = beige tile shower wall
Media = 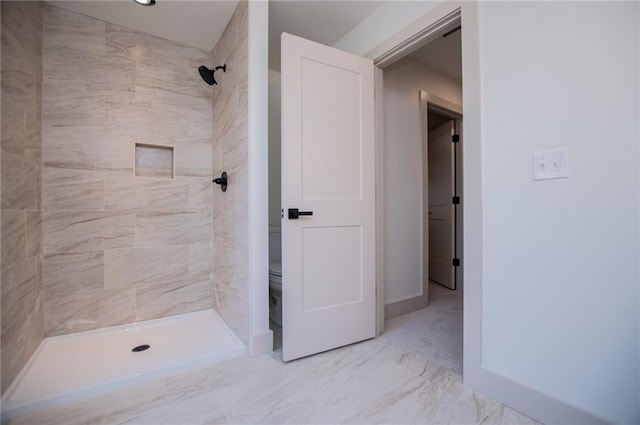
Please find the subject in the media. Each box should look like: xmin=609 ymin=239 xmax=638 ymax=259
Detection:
xmin=211 ymin=1 xmax=250 ymax=344
xmin=41 ymin=5 xmax=214 ymax=337
xmin=1 ymin=1 xmax=45 ymax=393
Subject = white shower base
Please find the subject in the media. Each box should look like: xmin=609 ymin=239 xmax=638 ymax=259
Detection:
xmin=2 ymin=309 xmax=244 ymax=420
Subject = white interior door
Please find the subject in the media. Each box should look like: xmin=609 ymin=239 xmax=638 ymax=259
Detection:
xmin=281 ymin=33 xmax=376 ymax=361
xmin=428 ymin=120 xmax=456 ymax=289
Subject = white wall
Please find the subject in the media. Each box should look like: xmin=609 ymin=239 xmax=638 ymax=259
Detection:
xmin=268 ymin=70 xmax=282 ymax=228
xmin=478 ymin=3 xmax=638 ymax=422
xmin=247 ymin=0 xmax=272 ymax=355
xmin=382 ymin=57 xmax=461 ymax=304
xmin=338 ymin=1 xmax=640 ymax=423
xmin=333 ymin=1 xmax=440 ymax=57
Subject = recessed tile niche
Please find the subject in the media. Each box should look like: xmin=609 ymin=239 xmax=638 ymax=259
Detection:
xmin=135 ymin=143 xmax=174 ymax=179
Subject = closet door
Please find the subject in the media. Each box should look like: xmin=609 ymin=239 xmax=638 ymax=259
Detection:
xmin=428 ymin=120 xmax=456 ymax=289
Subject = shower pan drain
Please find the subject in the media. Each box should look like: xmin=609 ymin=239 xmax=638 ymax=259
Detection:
xmin=131 ymin=344 xmax=150 ymax=353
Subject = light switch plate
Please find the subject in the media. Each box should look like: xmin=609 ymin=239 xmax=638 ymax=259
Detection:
xmin=533 ymin=148 xmax=568 ymax=181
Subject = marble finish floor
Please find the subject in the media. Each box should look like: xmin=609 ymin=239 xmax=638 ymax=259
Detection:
xmin=384 ymin=282 xmax=463 ymax=374
xmin=272 ymin=281 xmax=461 ymax=373
xmin=6 ymin=297 xmax=538 ymax=425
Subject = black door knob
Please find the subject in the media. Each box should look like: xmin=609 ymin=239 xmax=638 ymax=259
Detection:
xmin=288 ymin=208 xmax=313 ymax=219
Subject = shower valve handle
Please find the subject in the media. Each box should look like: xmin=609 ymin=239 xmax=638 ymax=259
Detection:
xmin=213 ymin=171 xmax=227 ymax=192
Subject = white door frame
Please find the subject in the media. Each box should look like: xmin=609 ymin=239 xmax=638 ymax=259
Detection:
xmin=247 ymin=0 xmax=272 ymax=356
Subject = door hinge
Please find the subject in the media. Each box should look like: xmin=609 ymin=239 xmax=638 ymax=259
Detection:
xmin=453 ymin=258 xmax=460 ymax=267
xmin=452 ymin=134 xmax=460 ymax=143
xmin=452 ymin=196 xmax=460 ymax=205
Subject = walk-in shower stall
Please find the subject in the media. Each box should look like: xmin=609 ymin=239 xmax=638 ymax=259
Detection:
xmin=0 ymin=1 xmax=254 ymax=418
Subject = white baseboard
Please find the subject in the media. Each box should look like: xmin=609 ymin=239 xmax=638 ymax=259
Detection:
xmin=384 ymin=294 xmax=428 ymax=320
xmin=465 ymin=365 xmax=611 ymax=425
xmin=250 ymin=330 xmax=273 ymax=356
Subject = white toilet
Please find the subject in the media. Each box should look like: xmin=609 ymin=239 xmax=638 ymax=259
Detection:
xmin=268 ymin=227 xmax=283 ymax=326
xmin=268 ymin=262 xmax=282 ymax=326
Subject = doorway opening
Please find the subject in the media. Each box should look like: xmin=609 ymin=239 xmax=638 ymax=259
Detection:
xmin=269 ymin=6 xmax=465 ymax=372
xmin=378 ymin=19 xmax=463 ymax=374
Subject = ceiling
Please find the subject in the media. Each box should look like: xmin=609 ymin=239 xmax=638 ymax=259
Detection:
xmin=48 ymin=0 xmax=240 ymax=52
